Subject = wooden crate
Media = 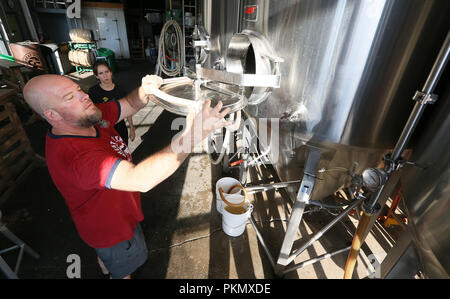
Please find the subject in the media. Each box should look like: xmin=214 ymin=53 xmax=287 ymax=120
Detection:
xmin=0 ymin=59 xmax=47 ymax=93
xmin=0 ymin=89 xmax=36 ymax=205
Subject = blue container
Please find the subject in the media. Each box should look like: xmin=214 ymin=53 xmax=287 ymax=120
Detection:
xmin=150 ymin=48 xmax=157 ymax=58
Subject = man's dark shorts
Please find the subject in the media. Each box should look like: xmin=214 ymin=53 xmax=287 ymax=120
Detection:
xmin=95 ymin=223 xmax=148 ymax=278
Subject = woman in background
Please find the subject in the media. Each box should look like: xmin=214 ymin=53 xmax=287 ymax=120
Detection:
xmin=88 ymin=61 xmax=135 ymax=145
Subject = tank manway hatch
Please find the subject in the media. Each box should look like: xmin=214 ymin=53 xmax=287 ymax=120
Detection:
xmin=151 ymin=30 xmax=283 ymax=116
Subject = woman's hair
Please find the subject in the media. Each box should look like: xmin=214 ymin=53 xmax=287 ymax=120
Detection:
xmin=92 ymin=60 xmax=111 ymax=76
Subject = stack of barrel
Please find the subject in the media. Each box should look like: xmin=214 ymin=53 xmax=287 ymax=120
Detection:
xmin=68 ymin=29 xmax=95 ymax=68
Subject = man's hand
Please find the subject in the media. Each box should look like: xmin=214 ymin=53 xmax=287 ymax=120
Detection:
xmin=180 ymin=99 xmax=232 ymax=150
xmin=198 ymin=99 xmax=232 ymax=138
xmin=118 ymin=75 xmax=163 ymax=122
xmin=141 ymin=75 xmax=163 ymax=95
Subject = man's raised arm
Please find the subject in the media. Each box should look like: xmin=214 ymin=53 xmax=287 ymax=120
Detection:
xmin=117 ymin=75 xmax=163 ymax=122
xmin=110 ymin=99 xmax=231 ymax=193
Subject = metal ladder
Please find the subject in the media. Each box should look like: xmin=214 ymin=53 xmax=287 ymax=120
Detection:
xmin=182 ymin=0 xmax=197 ymax=74
xmin=0 ymin=210 xmax=40 ymax=279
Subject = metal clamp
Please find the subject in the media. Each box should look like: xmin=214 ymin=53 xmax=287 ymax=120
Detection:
xmin=383 ymin=153 xmax=407 ymax=172
xmin=412 ymin=91 xmax=438 ymax=105
xmin=362 ymin=201 xmax=381 ymax=215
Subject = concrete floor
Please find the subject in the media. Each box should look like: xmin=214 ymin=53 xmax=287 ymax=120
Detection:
xmin=0 ymin=59 xmax=401 ymax=279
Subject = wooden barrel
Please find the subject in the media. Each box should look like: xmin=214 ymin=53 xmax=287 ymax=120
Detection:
xmin=68 ymin=50 xmax=79 ymax=66
xmin=69 ymin=29 xmax=93 ymax=43
xmin=9 ymin=42 xmax=46 ymax=70
xmin=68 ymin=50 xmax=95 ymax=67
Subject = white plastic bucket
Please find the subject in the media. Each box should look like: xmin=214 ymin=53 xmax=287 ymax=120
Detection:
xmin=215 ymin=177 xmax=242 ymax=214
xmin=222 ymin=202 xmax=253 ymax=237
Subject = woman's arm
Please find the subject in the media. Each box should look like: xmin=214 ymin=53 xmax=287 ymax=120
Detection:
xmin=127 ymin=116 xmax=136 ymax=141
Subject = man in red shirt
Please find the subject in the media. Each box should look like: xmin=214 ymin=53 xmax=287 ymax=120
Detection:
xmin=23 ymin=74 xmax=231 ymax=278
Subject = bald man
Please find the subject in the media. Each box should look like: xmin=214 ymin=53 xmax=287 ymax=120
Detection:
xmin=23 ymin=74 xmax=231 ymax=278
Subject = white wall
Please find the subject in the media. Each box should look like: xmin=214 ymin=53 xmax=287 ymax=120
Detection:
xmin=80 ymin=6 xmax=130 ymax=59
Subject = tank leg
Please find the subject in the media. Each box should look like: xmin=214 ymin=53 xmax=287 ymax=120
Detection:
xmin=275 ymin=148 xmax=321 ymax=272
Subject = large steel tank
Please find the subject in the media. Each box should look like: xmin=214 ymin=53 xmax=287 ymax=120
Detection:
xmin=198 ymin=0 xmax=450 ymax=203
xmin=140 ymin=0 xmax=450 ymax=276
xmin=198 ymin=0 xmax=241 ymax=70
xmin=396 ymin=68 xmax=450 ymax=278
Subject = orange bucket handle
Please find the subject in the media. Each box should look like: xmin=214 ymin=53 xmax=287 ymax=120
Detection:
xmin=218 ymin=184 xmax=247 ymax=208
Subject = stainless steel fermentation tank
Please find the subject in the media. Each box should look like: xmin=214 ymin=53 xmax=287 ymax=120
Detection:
xmin=153 ymin=0 xmax=450 ymax=277
xmin=199 ymin=0 xmax=449 ymax=200
xmin=379 ymin=71 xmax=450 ymax=278
xmin=198 ymin=0 xmax=449 ymax=277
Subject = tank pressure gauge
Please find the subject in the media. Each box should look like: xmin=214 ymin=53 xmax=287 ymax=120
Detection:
xmin=362 ymin=168 xmax=388 ymax=192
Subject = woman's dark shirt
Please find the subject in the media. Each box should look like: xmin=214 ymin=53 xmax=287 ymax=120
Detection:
xmin=88 ymin=83 xmax=129 ymax=144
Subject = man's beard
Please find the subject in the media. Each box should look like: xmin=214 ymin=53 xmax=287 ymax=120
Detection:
xmin=77 ymin=107 xmax=103 ymax=128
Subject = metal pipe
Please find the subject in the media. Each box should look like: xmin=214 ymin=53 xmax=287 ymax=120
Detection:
xmin=14 ymin=244 xmax=25 ymax=274
xmin=208 ymin=112 xmax=235 ymax=165
xmin=282 ymin=246 xmax=351 ymax=275
xmin=0 ymin=226 xmax=40 ymax=259
xmin=423 ymin=32 xmax=450 ymax=94
xmin=286 ymin=197 xmax=363 ymax=265
xmin=249 ymin=215 xmax=276 ymax=268
xmin=162 ymin=77 xmax=193 ymax=85
xmin=0 ymin=245 xmax=20 ymax=255
xmin=245 ymin=180 xmax=301 ymax=195
xmin=19 ymin=0 xmax=39 ymax=42
xmin=365 ymin=30 xmax=450 ymax=214
xmin=308 ymin=200 xmax=354 ymax=210
xmin=391 ymin=30 xmax=450 ymax=160
xmin=0 ymin=256 xmax=18 ymax=279
xmin=390 ymin=103 xmax=428 ymax=162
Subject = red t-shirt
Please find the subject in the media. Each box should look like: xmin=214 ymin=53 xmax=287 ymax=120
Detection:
xmin=46 ymin=100 xmax=143 ymax=248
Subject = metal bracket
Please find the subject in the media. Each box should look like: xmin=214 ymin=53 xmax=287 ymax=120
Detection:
xmin=198 ymin=67 xmax=281 ymax=88
xmin=193 ymin=40 xmax=209 ymax=47
xmin=383 ymin=153 xmax=407 ymax=172
xmin=412 ymin=91 xmax=438 ymax=105
xmin=362 ymin=201 xmax=381 ymax=215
